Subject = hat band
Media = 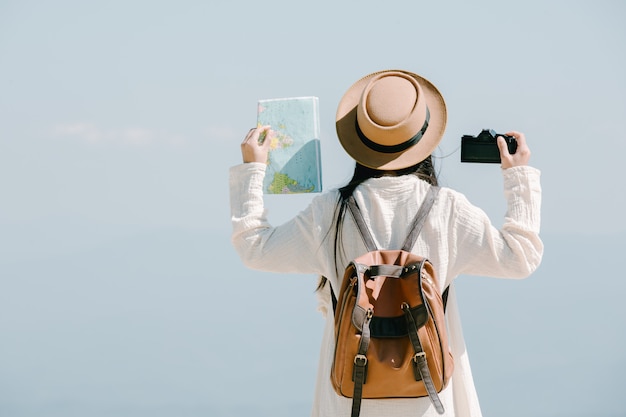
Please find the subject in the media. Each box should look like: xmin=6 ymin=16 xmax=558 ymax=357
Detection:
xmin=356 ymin=107 xmax=430 ymax=154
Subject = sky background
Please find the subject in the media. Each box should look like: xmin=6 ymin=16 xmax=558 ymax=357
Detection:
xmin=1 ymin=1 xmax=625 ymax=416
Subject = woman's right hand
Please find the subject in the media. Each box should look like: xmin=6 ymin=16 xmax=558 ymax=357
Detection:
xmin=240 ymin=126 xmax=272 ymax=163
xmin=498 ymin=131 xmax=531 ymax=169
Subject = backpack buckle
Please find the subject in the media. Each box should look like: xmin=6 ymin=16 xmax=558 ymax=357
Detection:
xmin=354 ymin=354 xmax=368 ymax=366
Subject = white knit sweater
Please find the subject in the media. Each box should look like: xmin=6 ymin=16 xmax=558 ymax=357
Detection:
xmin=229 ymin=163 xmax=543 ymax=417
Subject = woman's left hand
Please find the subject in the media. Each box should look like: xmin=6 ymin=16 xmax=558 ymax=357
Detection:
xmin=241 ymin=126 xmax=272 ymax=163
xmin=498 ymin=131 xmax=531 ymax=169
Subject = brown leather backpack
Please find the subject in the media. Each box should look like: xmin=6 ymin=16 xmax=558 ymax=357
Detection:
xmin=330 ymin=186 xmax=453 ymax=416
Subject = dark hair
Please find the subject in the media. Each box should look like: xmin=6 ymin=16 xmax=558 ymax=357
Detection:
xmin=317 ymin=156 xmax=438 ymax=291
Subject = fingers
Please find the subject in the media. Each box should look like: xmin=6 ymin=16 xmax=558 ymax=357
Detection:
xmin=505 ymin=131 xmax=527 ymax=148
xmin=242 ymin=126 xmax=269 ymax=145
xmin=240 ymin=126 xmax=272 ymax=163
xmin=496 ymin=135 xmax=509 ymax=154
xmin=500 ymin=131 xmax=531 ymax=169
xmin=241 ymin=127 xmax=256 ymax=144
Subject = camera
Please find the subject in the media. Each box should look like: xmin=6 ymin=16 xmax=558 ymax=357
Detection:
xmin=460 ymin=129 xmax=517 ymax=163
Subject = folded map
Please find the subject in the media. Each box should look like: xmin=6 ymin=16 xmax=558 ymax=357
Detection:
xmin=257 ymin=96 xmax=322 ymax=194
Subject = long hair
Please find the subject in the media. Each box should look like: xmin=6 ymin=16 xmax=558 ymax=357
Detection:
xmin=317 ymin=156 xmax=438 ymax=291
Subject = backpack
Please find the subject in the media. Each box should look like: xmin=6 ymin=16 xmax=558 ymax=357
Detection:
xmin=330 ymin=186 xmax=454 ymax=416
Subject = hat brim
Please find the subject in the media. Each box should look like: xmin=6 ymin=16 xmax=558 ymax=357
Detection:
xmin=336 ymin=70 xmax=447 ymax=170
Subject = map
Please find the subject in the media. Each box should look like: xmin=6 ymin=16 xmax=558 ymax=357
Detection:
xmin=257 ymin=97 xmax=322 ymax=194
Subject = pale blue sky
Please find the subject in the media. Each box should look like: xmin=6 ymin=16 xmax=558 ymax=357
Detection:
xmin=1 ymin=1 xmax=625 ymax=416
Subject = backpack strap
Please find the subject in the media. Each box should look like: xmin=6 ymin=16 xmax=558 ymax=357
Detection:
xmin=351 ymin=308 xmax=372 ymax=417
xmin=402 ymin=302 xmax=446 ymax=414
xmin=347 ymin=186 xmax=440 ymax=253
xmin=347 ymin=196 xmax=378 ymax=252
xmin=401 ymin=185 xmax=440 ymax=251
xmin=330 ymin=198 xmax=377 ymax=314
xmin=401 ymin=186 xmax=451 ymax=312
xmin=402 ymin=186 xmax=451 ymax=312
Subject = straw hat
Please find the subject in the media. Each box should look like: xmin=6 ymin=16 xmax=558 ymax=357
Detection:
xmin=336 ymin=69 xmax=447 ymax=170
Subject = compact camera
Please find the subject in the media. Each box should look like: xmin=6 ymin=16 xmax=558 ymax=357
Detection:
xmin=460 ymin=129 xmax=517 ymax=163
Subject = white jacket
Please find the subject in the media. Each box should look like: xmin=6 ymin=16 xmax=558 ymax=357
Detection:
xmin=229 ymin=163 xmax=543 ymax=417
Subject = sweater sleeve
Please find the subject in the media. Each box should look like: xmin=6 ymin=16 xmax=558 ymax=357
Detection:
xmin=229 ymin=162 xmax=336 ymax=275
xmin=447 ymin=165 xmax=543 ymax=279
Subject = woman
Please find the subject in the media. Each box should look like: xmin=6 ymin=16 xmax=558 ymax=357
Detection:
xmin=230 ymin=70 xmax=543 ymax=416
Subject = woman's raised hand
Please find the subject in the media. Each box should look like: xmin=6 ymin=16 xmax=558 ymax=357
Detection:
xmin=498 ymin=131 xmax=531 ymax=169
xmin=241 ymin=126 xmax=273 ymax=163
